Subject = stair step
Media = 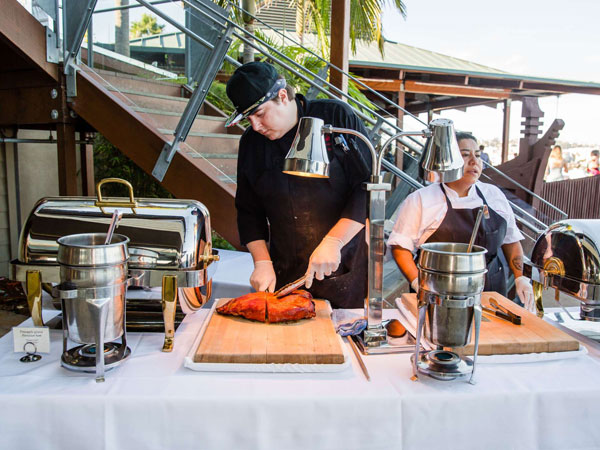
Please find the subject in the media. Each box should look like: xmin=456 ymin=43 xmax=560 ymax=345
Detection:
xmin=108 ymin=89 xmax=189 ymax=114
xmin=218 ymin=175 xmax=237 ymax=184
xmin=139 ymin=111 xmax=229 ymax=134
xmin=188 ymin=153 xmax=238 ymax=159
xmin=107 ymin=87 xmax=187 ymax=102
xmin=135 ymin=107 xmax=227 ymax=121
xmin=159 ymin=130 xmax=240 ymax=155
xmin=95 ymin=69 xmax=183 ymax=97
xmin=158 ymin=129 xmax=239 ymax=139
xmin=183 ymin=152 xmax=238 ymax=183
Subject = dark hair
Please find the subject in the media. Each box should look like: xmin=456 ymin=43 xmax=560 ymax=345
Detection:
xmin=591 ymin=150 xmax=600 ymax=158
xmin=271 ymin=75 xmax=295 ymax=103
xmin=455 ymin=131 xmax=477 ymax=144
xmin=553 ymin=144 xmax=562 ymax=151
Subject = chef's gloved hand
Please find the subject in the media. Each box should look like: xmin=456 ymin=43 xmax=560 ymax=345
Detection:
xmin=250 ymin=260 xmax=276 ymax=293
xmin=305 ymin=236 xmax=344 ymax=289
xmin=515 ymin=276 xmax=535 ymax=312
xmin=410 ymin=278 xmax=419 ymax=293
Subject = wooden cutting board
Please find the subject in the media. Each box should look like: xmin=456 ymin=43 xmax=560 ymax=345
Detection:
xmin=193 ymin=299 xmax=345 ymax=364
xmin=400 ymin=292 xmax=580 ymax=355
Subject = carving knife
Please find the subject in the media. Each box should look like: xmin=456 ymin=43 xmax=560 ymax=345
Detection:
xmin=273 ymin=275 xmax=308 ymax=298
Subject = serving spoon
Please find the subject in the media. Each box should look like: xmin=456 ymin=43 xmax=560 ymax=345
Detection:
xmin=104 ymin=210 xmax=123 ymax=245
xmin=467 ymin=205 xmax=489 ymax=252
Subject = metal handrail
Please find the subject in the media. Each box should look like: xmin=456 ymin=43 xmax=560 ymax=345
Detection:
xmin=230 ymin=2 xmax=428 ymax=127
xmin=182 ymin=0 xmax=564 ymax=226
xmin=82 ymin=0 xmax=558 ymax=233
xmin=480 ymin=160 xmax=568 ymax=219
xmin=181 ymin=0 xmax=424 ymax=153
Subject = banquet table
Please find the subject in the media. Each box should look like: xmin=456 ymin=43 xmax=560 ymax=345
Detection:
xmin=2 ymin=304 xmax=600 ymax=450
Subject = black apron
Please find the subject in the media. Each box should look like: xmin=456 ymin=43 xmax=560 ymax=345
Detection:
xmin=248 ymin=99 xmax=368 ymax=309
xmin=424 ymin=184 xmax=508 ymax=295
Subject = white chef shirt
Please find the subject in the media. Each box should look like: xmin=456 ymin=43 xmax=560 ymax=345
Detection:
xmin=387 ymin=181 xmax=524 ymax=253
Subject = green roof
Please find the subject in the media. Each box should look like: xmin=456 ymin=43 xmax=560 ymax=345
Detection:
xmin=126 ymin=30 xmax=600 ymax=89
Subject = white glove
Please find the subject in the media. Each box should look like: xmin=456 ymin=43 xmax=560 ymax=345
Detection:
xmin=250 ymin=260 xmax=276 ymax=293
xmin=515 ymin=276 xmax=535 ymax=312
xmin=305 ymin=236 xmax=344 ymax=288
xmin=410 ymin=278 xmax=419 ymax=293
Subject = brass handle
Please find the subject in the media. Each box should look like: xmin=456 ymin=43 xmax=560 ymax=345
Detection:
xmin=95 ymin=178 xmax=138 ymax=211
xmin=198 ymin=246 xmax=220 ymax=268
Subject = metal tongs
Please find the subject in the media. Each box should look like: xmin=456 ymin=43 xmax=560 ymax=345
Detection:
xmin=482 ymin=297 xmax=522 ymax=325
xmin=273 ymin=275 xmax=308 ymax=298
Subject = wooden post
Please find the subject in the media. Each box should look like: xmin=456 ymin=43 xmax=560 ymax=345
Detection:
xmin=501 ymin=99 xmax=511 ymax=163
xmin=330 ymin=0 xmax=350 ymax=98
xmin=80 ymin=133 xmax=95 ymax=196
xmin=395 ymin=90 xmax=405 ymax=172
xmin=56 ymin=122 xmax=78 ymax=196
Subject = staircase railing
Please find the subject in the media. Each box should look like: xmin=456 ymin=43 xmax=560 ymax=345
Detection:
xmin=31 ymin=0 xmax=565 ymax=241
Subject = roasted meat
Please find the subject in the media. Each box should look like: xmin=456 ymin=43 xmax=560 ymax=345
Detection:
xmin=216 ymin=290 xmax=316 ymax=323
xmin=216 ymin=292 xmax=267 ymax=322
xmin=267 ymin=293 xmax=316 ymax=323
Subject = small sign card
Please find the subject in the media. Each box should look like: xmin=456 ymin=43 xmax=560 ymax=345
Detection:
xmin=13 ymin=327 xmax=50 ymax=354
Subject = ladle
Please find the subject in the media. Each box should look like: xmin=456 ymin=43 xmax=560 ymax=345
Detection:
xmin=104 ymin=210 xmax=123 ymax=245
xmin=466 ymin=205 xmax=489 ymax=252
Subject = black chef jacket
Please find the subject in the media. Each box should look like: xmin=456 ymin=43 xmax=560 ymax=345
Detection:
xmin=235 ymin=94 xmax=372 ymax=308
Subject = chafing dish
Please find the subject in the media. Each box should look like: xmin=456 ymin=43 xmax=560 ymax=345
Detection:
xmin=524 ymin=219 xmax=600 ymax=321
xmin=11 ymin=178 xmax=220 ymax=351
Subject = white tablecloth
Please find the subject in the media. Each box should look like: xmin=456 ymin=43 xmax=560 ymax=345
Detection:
xmin=2 ymin=309 xmax=600 ymax=450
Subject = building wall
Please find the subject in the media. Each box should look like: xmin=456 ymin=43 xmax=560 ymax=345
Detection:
xmin=0 ymin=129 xmax=60 ymax=277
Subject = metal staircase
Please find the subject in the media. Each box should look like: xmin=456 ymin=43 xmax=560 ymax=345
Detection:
xmin=2 ymin=0 xmax=568 ymax=297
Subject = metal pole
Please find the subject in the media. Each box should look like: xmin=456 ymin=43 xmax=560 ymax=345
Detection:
xmin=88 ymin=15 xmax=94 ymax=68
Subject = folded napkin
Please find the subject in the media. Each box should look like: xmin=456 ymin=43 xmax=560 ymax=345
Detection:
xmin=331 ymin=310 xmax=367 ymax=336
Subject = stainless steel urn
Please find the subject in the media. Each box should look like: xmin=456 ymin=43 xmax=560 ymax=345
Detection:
xmin=57 ymin=233 xmax=131 ymax=382
xmin=57 ymin=233 xmax=129 ymax=343
xmin=418 ymin=242 xmax=487 ymax=347
xmin=412 ymin=242 xmax=487 ymax=382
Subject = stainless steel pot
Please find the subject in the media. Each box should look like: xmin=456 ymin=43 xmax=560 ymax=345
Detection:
xmin=417 ymin=242 xmax=487 ymax=347
xmin=57 ymin=233 xmax=129 ymax=344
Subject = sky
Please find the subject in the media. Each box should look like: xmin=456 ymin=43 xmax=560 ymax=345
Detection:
xmin=381 ymin=0 xmax=600 ymax=146
xmin=89 ymin=0 xmax=600 ymax=145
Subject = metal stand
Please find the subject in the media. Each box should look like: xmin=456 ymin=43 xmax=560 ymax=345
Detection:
xmin=411 ymin=294 xmax=482 ymax=383
xmin=60 ymin=297 xmax=131 ymax=383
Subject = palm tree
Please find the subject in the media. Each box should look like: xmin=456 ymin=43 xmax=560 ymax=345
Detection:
xmin=263 ymin=0 xmax=406 ymax=57
xmin=130 ymin=13 xmax=165 ymax=39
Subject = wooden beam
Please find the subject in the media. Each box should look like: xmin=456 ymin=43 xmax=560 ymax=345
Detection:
xmin=404 ymin=80 xmax=511 ymax=99
xmin=394 ymin=91 xmax=405 ymax=177
xmin=520 ymin=81 xmax=600 ymax=96
xmin=56 ymin=122 xmax=78 ymax=196
xmin=0 ymin=85 xmax=60 ymax=126
xmin=502 ymin=99 xmax=511 ymax=163
xmin=329 ymin=0 xmax=350 ymax=96
xmin=358 ymin=78 xmax=401 ymax=92
xmin=80 ymin=134 xmax=95 ymax=196
xmin=0 ymin=0 xmax=59 ymax=82
xmin=407 ymin=97 xmax=501 ymax=114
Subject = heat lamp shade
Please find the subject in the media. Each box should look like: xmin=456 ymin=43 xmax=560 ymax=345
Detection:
xmin=283 ymin=117 xmax=330 ymax=178
xmin=420 ymin=118 xmax=464 ymax=183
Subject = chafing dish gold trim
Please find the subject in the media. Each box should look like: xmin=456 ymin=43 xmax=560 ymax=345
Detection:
xmin=26 ymin=270 xmax=43 ymax=327
xmin=161 ymin=275 xmax=177 ymax=352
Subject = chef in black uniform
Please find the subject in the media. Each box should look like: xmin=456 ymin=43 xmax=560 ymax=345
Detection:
xmin=387 ymin=131 xmax=535 ymax=311
xmin=225 ymin=62 xmax=371 ymax=309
